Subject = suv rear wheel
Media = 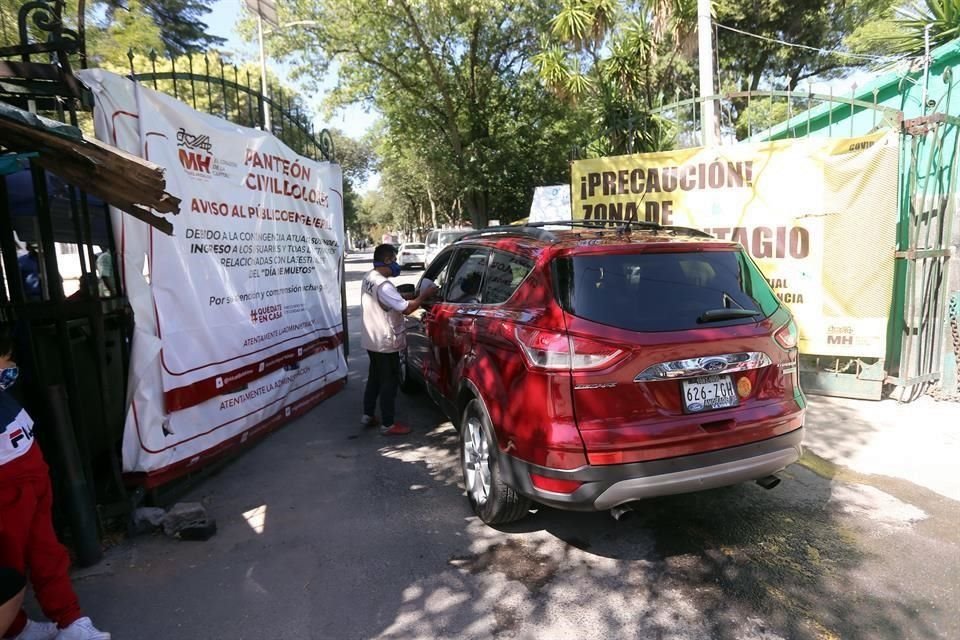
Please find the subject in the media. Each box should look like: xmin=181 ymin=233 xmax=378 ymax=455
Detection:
xmin=460 ymin=399 xmax=531 ymax=524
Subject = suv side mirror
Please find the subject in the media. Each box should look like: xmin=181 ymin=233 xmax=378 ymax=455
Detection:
xmin=396 ymin=283 xmax=416 ymax=297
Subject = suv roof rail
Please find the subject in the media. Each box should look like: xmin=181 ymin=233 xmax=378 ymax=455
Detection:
xmin=661 ymin=226 xmax=714 ymax=238
xmin=456 ymin=220 xmax=715 ymax=243
xmin=457 ymin=226 xmax=559 ymax=242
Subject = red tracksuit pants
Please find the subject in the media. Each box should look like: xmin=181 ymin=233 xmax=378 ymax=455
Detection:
xmin=0 ymin=445 xmax=82 ymax=637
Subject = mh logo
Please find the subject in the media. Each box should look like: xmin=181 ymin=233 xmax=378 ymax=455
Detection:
xmin=9 ymin=425 xmax=33 ymax=449
xmin=178 ymin=148 xmax=212 ymax=174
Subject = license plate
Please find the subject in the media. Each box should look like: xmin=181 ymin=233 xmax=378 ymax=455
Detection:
xmin=681 ymin=375 xmax=739 ymax=413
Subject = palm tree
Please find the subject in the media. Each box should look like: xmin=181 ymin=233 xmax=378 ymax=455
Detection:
xmin=533 ymin=0 xmax=698 ymax=154
xmin=882 ymin=0 xmax=960 ymax=55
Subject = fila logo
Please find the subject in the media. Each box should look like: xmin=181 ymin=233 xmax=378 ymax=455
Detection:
xmin=9 ymin=425 xmax=34 ymax=449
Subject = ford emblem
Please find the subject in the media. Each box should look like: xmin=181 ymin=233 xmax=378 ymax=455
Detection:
xmin=702 ymin=358 xmax=726 ymax=373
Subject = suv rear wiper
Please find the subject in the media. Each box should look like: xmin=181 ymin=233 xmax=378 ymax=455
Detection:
xmin=697 ymin=309 xmax=762 ymax=323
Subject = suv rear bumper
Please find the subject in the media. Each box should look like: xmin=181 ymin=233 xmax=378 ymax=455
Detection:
xmin=498 ymin=428 xmax=804 ymax=511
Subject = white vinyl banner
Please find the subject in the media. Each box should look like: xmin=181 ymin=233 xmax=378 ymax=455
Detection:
xmin=78 ymin=70 xmax=347 ymax=482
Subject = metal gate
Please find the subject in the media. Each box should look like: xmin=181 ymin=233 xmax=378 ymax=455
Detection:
xmin=1 ymin=0 xmax=339 ymax=563
xmin=890 ymin=113 xmax=960 ymax=400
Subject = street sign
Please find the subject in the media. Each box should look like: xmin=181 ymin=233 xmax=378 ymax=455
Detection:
xmin=244 ymin=0 xmax=279 ymax=28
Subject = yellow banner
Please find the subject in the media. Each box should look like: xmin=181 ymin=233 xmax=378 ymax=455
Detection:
xmin=570 ymin=132 xmax=899 ymax=358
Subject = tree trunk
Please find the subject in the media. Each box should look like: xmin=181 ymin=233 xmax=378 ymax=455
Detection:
xmin=427 ymin=185 xmax=438 ymax=229
xmin=463 ymin=190 xmax=488 ymax=229
xmin=453 ymin=197 xmax=463 ymax=226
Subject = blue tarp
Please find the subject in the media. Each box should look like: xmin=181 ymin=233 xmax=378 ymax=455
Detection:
xmin=2 ymin=166 xmax=110 ymax=246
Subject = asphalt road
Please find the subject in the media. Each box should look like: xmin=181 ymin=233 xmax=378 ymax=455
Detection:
xmin=61 ymin=252 xmax=960 ymax=639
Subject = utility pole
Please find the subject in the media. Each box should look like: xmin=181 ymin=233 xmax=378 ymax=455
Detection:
xmin=697 ymin=0 xmax=719 ymax=145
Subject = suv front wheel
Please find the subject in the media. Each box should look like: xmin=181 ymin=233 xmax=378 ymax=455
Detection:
xmin=460 ymin=399 xmax=531 ymax=524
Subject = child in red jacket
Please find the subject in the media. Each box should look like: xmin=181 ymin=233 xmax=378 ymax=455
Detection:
xmin=0 ymin=334 xmax=109 ymax=640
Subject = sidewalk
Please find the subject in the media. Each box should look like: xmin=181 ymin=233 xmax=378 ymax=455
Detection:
xmin=802 ymin=393 xmax=960 ymax=501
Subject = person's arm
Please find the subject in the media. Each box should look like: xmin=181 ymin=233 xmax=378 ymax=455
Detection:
xmin=401 ymin=284 xmax=439 ymax=315
xmin=378 ymin=282 xmax=439 ymax=316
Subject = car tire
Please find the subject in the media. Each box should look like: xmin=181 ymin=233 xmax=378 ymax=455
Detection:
xmin=460 ymin=399 xmax=531 ymax=525
xmin=399 ymin=347 xmax=419 ymax=394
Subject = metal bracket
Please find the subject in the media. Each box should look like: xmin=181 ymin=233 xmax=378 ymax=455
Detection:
xmin=894 ymin=248 xmax=952 ymax=260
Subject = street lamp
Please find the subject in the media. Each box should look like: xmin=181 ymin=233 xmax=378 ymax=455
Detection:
xmin=244 ymin=0 xmax=279 ymax=130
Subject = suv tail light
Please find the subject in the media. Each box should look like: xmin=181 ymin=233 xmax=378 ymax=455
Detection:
xmin=514 ymin=327 xmax=623 ymax=371
xmin=774 ymin=319 xmax=799 ymax=350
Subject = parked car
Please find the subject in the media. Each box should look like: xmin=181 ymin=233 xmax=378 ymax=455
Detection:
xmin=398 ymin=242 xmax=427 ymax=270
xmin=424 ymin=228 xmax=474 ymax=268
xmin=402 ymin=222 xmax=805 ymax=524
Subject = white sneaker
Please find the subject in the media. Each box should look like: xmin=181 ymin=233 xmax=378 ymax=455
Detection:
xmin=55 ymin=617 xmax=110 ymax=640
xmin=360 ymin=414 xmax=379 ymax=427
xmin=13 ymin=619 xmax=59 ymax=640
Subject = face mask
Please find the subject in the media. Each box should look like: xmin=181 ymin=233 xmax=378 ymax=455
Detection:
xmin=374 ymin=261 xmax=402 ymax=277
xmin=0 ymin=367 xmax=19 ymax=390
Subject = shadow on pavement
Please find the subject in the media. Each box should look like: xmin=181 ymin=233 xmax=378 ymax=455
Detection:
xmin=64 ymin=318 xmax=955 ymax=640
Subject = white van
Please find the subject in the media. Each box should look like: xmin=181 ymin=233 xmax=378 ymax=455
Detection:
xmin=424 ymin=228 xmax=474 ymax=267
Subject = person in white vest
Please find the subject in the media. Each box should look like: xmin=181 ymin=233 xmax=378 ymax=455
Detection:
xmin=360 ymin=244 xmax=438 ymax=435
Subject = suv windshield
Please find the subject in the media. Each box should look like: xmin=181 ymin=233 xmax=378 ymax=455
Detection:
xmin=554 ymin=250 xmax=780 ymax=332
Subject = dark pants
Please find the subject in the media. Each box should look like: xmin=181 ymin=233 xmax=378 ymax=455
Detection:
xmin=363 ymin=350 xmax=400 ymax=427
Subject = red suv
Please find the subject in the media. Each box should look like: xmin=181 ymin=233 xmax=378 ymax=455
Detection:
xmin=401 ymin=222 xmax=805 ymax=524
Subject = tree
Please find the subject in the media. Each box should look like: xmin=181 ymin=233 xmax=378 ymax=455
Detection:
xmin=857 ymin=0 xmax=959 ymax=56
xmin=330 ymin=129 xmax=377 ymax=236
xmin=100 ymin=0 xmax=226 ymax=53
xmin=84 ymin=0 xmax=165 ymax=67
xmin=714 ymin=0 xmax=897 ymax=92
xmin=263 ymin=0 xmax=582 ymax=228
xmin=536 ymin=0 xmax=901 ymax=149
xmin=534 ymin=0 xmax=696 ymax=154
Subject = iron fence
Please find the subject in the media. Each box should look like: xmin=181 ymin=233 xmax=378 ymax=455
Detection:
xmin=126 ymin=49 xmax=334 ymax=163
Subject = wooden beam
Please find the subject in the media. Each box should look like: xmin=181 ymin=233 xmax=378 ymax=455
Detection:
xmin=0 ymin=113 xmax=181 ymax=234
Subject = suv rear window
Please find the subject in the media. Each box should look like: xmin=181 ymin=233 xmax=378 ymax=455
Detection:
xmin=553 ymin=250 xmax=780 ymax=332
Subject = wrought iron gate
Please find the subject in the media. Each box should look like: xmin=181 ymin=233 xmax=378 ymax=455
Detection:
xmin=889 ymin=113 xmax=960 ymax=400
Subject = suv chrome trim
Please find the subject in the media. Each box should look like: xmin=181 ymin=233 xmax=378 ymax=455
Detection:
xmin=634 ymin=352 xmax=773 ymax=382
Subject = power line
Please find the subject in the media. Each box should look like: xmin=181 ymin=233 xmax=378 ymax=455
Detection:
xmin=715 ymin=23 xmax=905 ymax=63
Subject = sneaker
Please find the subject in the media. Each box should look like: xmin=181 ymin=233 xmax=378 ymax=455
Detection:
xmin=380 ymin=422 xmax=412 ymax=436
xmin=55 ymin=617 xmax=110 ymax=640
xmin=13 ymin=620 xmax=58 ymax=640
xmin=360 ymin=414 xmax=380 ymax=428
